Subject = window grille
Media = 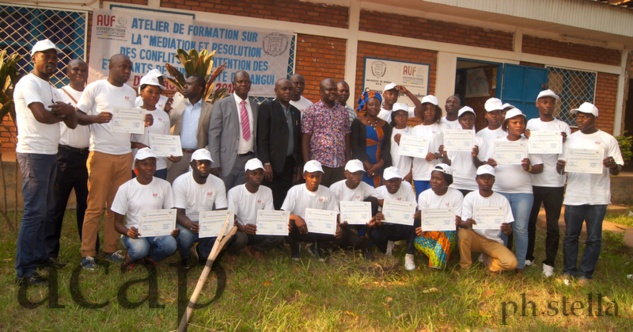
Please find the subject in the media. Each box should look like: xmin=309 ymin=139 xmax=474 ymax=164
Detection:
xmin=546 ymin=66 xmax=596 ymax=126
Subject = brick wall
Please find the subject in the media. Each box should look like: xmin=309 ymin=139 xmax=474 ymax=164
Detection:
xmin=294 ymin=34 xmax=347 ymax=103
xmin=594 ymin=72 xmax=618 ymax=134
xmin=522 ymin=35 xmax=621 ymax=67
xmin=161 ymin=0 xmax=348 ymax=29
xmin=1 ymin=114 xmax=17 ymax=150
xmin=359 ymin=10 xmax=513 ymax=51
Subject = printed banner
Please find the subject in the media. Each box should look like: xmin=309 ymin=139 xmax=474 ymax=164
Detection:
xmin=89 ymin=9 xmax=294 ymax=97
xmin=363 ymin=57 xmax=429 ymax=108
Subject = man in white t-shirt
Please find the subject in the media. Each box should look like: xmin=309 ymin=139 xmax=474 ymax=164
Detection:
xmin=13 ymin=39 xmax=78 ymax=285
xmin=45 ymin=59 xmax=92 ymax=267
xmin=524 ymin=89 xmax=571 ymax=277
xmin=112 ymin=148 xmax=178 ymax=272
xmin=377 ymin=83 xmax=420 ymax=124
xmin=557 ymin=102 xmax=623 ymax=284
xmin=440 ymin=95 xmax=462 ymax=129
xmin=476 ymin=98 xmax=506 ymax=159
xmin=282 ymin=160 xmax=340 ymax=260
xmin=457 ymin=165 xmax=517 ymax=273
xmin=75 ymin=54 xmax=153 ymax=270
xmin=228 ymin=158 xmax=284 ymax=259
xmin=172 ymin=149 xmax=232 ymax=268
xmin=289 ymin=74 xmax=313 ymax=113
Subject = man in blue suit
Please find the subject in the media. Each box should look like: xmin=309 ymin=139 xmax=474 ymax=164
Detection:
xmin=208 ymin=70 xmax=259 ymax=189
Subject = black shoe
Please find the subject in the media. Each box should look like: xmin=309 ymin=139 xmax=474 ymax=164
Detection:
xmin=38 ymin=257 xmax=67 ymax=269
xmin=16 ymin=272 xmax=47 ymax=286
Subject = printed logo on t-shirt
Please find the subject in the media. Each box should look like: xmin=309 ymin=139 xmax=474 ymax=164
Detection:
xmin=153 ymin=193 xmax=160 ymax=198
xmin=318 ymin=197 xmax=327 ymax=203
xmin=354 ymin=195 xmax=361 ymax=200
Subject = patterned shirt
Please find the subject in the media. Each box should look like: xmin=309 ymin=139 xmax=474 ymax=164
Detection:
xmin=302 ymin=100 xmax=350 ymax=168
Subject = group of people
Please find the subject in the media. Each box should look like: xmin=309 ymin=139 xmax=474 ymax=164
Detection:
xmin=14 ymin=39 xmax=624 ymax=288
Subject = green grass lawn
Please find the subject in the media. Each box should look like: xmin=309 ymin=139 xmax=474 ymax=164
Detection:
xmin=1 ymin=211 xmax=632 ymax=331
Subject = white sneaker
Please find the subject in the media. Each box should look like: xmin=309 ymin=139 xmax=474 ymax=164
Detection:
xmin=524 ymin=260 xmax=533 ymax=267
xmin=385 ymin=241 xmax=395 ymax=256
xmin=542 ymin=263 xmax=554 ymax=278
xmin=404 ymin=254 xmax=416 ymax=271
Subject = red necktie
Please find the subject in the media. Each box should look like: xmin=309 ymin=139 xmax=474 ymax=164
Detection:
xmin=240 ymin=100 xmax=251 ymax=141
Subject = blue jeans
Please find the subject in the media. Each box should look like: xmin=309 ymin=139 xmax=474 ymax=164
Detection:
xmin=122 ymin=235 xmax=177 ymax=262
xmin=563 ymin=204 xmax=607 ymax=279
xmin=500 ymin=192 xmax=533 ymax=269
xmin=175 ymin=224 xmax=222 ymax=262
xmin=15 ymin=153 xmax=57 ymax=278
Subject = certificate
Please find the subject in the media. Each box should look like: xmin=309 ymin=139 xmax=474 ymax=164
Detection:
xmin=493 ymin=141 xmax=527 ymax=165
xmin=340 ymin=201 xmax=372 ymax=225
xmin=138 ymin=209 xmax=176 ymax=237
xmin=421 ymin=208 xmax=456 ymax=231
xmin=472 ymin=206 xmax=504 ymax=230
xmin=565 ymin=148 xmax=604 ymax=174
xmin=382 ymin=200 xmax=417 ymax=226
xmin=443 ymin=129 xmax=474 ymax=152
xmin=398 ymin=135 xmax=429 ymax=158
xmin=305 ymin=208 xmax=338 ymax=235
xmin=528 ymin=131 xmax=562 ymax=154
xmin=111 ymin=108 xmax=145 ymax=134
xmin=198 ymin=210 xmax=234 ymax=238
xmin=256 ymin=210 xmax=289 ymax=236
xmin=171 ymin=92 xmax=186 ymax=114
xmin=149 ymin=134 xmax=183 ymax=157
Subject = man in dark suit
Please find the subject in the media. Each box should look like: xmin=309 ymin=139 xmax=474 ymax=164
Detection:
xmin=209 ymin=70 xmax=259 ymax=189
xmin=257 ymin=78 xmax=303 ymax=209
xmin=167 ymin=75 xmax=213 ymax=183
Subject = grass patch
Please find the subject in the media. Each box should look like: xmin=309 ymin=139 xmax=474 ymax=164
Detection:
xmin=1 ymin=210 xmax=632 ymax=331
xmin=605 ymin=209 xmax=633 ymax=228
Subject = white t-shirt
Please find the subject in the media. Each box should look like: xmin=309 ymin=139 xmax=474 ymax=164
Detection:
xmin=377 ymin=105 xmax=415 ymax=124
xmin=281 ymin=184 xmax=338 ymax=219
xmin=562 ymin=130 xmax=624 ymax=205
xmin=411 ymin=123 xmax=444 ymax=181
xmin=476 ymin=127 xmax=506 ymax=159
xmin=329 ymin=179 xmax=377 ymax=202
xmin=290 ymin=96 xmax=313 ymax=113
xmin=461 ymin=191 xmax=514 ymax=243
xmin=14 ymin=73 xmax=62 ymax=154
xmin=227 ymin=184 xmax=274 ymax=225
xmin=111 ymin=177 xmax=173 ymax=229
xmin=418 ymin=187 xmax=464 ymax=228
xmin=448 ymin=132 xmax=485 ymax=191
xmin=76 ymin=79 xmax=136 ymax=155
xmin=135 ymin=94 xmax=168 ymax=112
xmin=374 ymin=181 xmax=416 ymax=202
xmin=391 ymin=127 xmax=413 ymax=177
xmin=172 ymin=172 xmax=228 ymax=222
xmin=487 ymin=136 xmax=542 ymax=194
xmin=526 ymin=118 xmax=571 ymax=187
xmin=131 ymin=109 xmax=171 ymax=170
xmin=440 ymin=117 xmax=460 ymax=129
xmin=58 ymin=85 xmax=90 ymax=149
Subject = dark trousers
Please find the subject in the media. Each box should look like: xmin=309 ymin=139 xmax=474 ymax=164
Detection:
xmin=321 ymin=166 xmax=345 ymax=188
xmin=526 ymin=186 xmax=564 ymax=266
xmin=286 ymin=226 xmax=338 ymax=258
xmin=45 ymin=145 xmax=95 ymax=258
xmin=369 ymin=222 xmax=417 ymax=255
xmin=263 ymin=156 xmax=296 ymax=210
xmin=231 ymin=232 xmax=285 ymax=252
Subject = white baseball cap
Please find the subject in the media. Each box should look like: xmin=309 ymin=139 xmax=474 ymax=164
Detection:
xmin=146 ymin=69 xmax=163 ymax=78
xmin=191 ymin=149 xmax=213 ymax=162
xmin=392 ymin=103 xmax=409 ymax=113
xmin=245 ymin=158 xmax=264 ymax=171
xmin=504 ymin=108 xmax=526 ymax=120
xmin=457 ymin=106 xmax=476 ymax=118
xmin=421 ymin=95 xmax=439 ymax=106
xmin=382 ymin=166 xmax=402 ymax=180
xmin=502 ymin=103 xmax=515 ymax=110
xmin=383 ymin=82 xmax=397 ymax=92
xmin=536 ymin=89 xmax=559 ymax=102
xmin=31 ymin=39 xmax=61 ymax=56
xmin=139 ymin=75 xmax=164 ymax=90
xmin=484 ymin=98 xmax=503 ymax=112
xmin=476 ymin=164 xmax=495 ymax=177
xmin=303 ymin=160 xmax=324 ymax=173
xmin=345 ymin=159 xmax=365 ymax=173
xmin=570 ymin=102 xmax=599 ymax=117
xmin=433 ymin=163 xmax=453 ymax=175
xmin=135 ymin=147 xmax=157 ymax=161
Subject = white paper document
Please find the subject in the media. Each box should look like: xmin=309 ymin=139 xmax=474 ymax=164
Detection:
xmin=528 ymin=131 xmax=562 ymax=154
xmin=565 ymin=148 xmax=604 ymax=174
xmin=398 ymin=135 xmax=429 ymax=158
xmin=443 ymin=129 xmax=474 ymax=153
xmin=256 ymin=210 xmax=289 ymax=236
xmin=493 ymin=140 xmax=527 ymax=165
xmin=472 ymin=206 xmax=505 ymax=230
xmin=138 ymin=209 xmax=176 ymax=237
xmin=340 ymin=201 xmax=372 ymax=225
xmin=421 ymin=208 xmax=456 ymax=231
xmin=149 ymin=134 xmax=183 ymax=157
xmin=111 ymin=108 xmax=145 ymax=134
xmin=170 ymin=92 xmax=186 ymax=114
xmin=382 ymin=200 xmax=417 ymax=226
xmin=305 ymin=208 xmax=338 ymax=235
xmin=198 ymin=210 xmax=234 ymax=238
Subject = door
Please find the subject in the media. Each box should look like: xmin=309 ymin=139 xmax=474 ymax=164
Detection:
xmin=499 ymin=64 xmax=548 ymax=120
